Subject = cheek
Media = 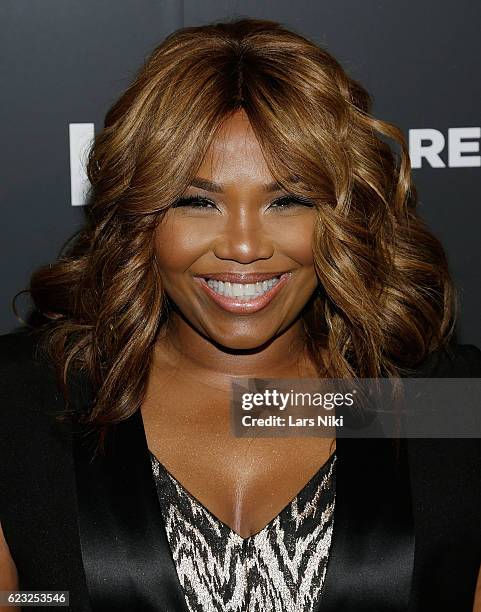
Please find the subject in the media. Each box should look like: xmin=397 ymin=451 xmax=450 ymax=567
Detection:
xmin=272 ymin=216 xmax=316 ymax=266
xmin=154 ymin=217 xmax=210 ymax=274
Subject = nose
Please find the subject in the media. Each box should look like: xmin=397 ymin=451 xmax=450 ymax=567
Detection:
xmin=212 ymin=208 xmax=274 ymax=264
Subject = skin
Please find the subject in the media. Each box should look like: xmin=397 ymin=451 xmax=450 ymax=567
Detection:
xmin=0 ymin=520 xmax=19 ymax=612
xmin=2 ymin=109 xmax=480 ymax=610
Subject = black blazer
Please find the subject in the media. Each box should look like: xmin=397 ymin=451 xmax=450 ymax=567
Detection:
xmin=0 ymin=328 xmax=480 ymax=612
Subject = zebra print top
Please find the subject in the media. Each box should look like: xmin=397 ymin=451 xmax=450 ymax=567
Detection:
xmin=149 ymin=450 xmax=336 ymax=612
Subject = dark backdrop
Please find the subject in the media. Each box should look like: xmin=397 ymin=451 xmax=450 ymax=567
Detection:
xmin=1 ymin=0 xmax=479 ymax=344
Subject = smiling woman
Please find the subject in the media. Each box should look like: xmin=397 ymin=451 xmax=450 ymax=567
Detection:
xmin=153 ymin=110 xmax=320 ymax=343
xmin=1 ymin=16 xmax=481 ymax=612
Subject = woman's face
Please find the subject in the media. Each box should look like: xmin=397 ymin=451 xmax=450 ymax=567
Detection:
xmin=154 ymin=109 xmax=319 ymax=350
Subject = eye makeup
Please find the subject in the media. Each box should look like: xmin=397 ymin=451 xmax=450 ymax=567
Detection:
xmin=171 ymin=194 xmax=315 ymax=210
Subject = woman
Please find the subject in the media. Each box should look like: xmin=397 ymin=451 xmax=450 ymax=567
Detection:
xmin=1 ymin=17 xmax=480 ymax=612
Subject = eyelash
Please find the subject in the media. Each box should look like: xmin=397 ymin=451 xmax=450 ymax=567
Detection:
xmin=171 ymin=195 xmax=314 ymax=210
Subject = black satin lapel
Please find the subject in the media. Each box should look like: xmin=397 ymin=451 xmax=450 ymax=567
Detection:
xmin=73 ymin=409 xmax=189 ymax=612
xmin=317 ymin=436 xmax=415 ymax=611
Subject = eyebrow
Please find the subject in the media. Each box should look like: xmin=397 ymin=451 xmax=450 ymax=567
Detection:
xmin=190 ymin=177 xmax=286 ymax=193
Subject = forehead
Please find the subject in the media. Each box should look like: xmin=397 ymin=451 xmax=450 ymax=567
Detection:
xmin=196 ymin=110 xmax=274 ymax=186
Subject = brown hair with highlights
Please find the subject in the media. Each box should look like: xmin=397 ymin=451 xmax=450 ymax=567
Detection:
xmin=22 ymin=18 xmax=457 ymax=435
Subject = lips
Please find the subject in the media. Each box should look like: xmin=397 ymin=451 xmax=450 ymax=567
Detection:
xmin=194 ymin=272 xmax=292 ymax=314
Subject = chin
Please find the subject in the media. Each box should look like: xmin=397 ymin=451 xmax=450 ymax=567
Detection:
xmin=207 ymin=329 xmax=277 ymax=352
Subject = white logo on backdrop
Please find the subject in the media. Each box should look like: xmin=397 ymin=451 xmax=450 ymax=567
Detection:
xmin=69 ymin=124 xmax=481 ymax=206
xmin=409 ymin=127 xmax=480 ymax=169
xmin=70 ymin=123 xmax=94 ymax=207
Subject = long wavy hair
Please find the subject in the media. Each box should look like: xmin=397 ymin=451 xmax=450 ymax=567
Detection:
xmin=21 ymin=18 xmax=457 ymax=437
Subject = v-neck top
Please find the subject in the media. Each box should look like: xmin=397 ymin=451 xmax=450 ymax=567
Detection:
xmin=149 ymin=450 xmax=337 ymax=612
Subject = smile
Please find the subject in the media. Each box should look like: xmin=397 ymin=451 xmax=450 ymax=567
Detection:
xmin=194 ymin=272 xmax=292 ymax=314
xmin=207 ymin=277 xmax=279 ymax=299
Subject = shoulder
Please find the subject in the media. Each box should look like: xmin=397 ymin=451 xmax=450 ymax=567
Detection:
xmin=0 ymin=327 xmax=91 ymax=426
xmin=0 ymin=326 xmax=46 ymax=364
xmin=406 ymin=341 xmax=481 ymax=523
xmin=410 ymin=341 xmax=481 ymax=377
xmin=0 ymin=327 xmax=63 ymax=422
xmin=0 ymin=327 xmax=55 ymax=393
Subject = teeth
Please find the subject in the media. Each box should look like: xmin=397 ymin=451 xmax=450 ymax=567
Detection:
xmin=206 ymin=277 xmax=280 ymax=300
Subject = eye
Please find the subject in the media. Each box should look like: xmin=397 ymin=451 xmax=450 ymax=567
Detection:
xmin=171 ymin=194 xmax=315 ymax=211
xmin=269 ymin=195 xmax=315 ymax=210
xmin=171 ymin=195 xmax=217 ymax=209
